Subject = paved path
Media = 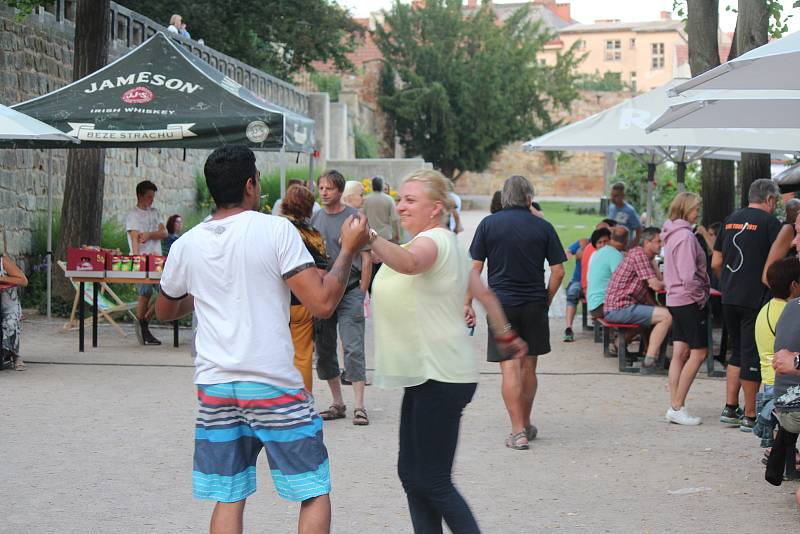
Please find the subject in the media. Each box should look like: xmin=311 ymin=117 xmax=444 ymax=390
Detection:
xmin=1 ymin=211 xmax=797 ymax=532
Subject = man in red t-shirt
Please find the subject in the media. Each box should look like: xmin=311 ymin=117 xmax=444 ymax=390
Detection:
xmin=603 ymin=227 xmax=672 ymax=371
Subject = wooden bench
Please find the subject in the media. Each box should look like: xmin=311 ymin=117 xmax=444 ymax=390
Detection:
xmin=596 ymin=318 xmax=669 ymax=374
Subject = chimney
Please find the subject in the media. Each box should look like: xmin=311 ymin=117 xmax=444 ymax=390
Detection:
xmin=551 ymin=3 xmax=572 ymax=23
xmin=660 ymin=10 xmax=671 ymax=20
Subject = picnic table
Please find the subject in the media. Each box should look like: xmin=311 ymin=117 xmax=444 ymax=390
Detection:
xmin=655 ymin=287 xmax=723 ymax=377
xmin=67 ymin=275 xmax=179 ymax=352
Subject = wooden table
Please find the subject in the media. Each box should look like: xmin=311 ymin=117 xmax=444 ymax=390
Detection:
xmin=69 ymin=276 xmax=179 ymax=352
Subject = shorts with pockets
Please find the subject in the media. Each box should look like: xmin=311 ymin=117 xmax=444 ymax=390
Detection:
xmin=487 ymin=300 xmax=550 ymax=361
xmin=668 ymin=303 xmax=708 ymax=350
xmin=193 ymin=382 xmax=330 ymax=503
xmin=723 ymin=304 xmax=761 ymax=382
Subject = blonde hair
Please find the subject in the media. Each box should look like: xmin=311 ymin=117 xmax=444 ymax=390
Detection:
xmin=342 ymin=180 xmax=364 ymax=207
xmin=169 ymin=14 xmax=182 ymax=27
xmin=401 ymin=169 xmax=456 ymax=224
xmin=668 ymin=192 xmax=701 ymax=222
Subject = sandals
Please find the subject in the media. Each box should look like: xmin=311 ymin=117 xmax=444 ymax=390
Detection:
xmin=13 ymin=357 xmax=26 ymax=371
xmin=320 ymin=404 xmax=346 ymax=421
xmin=505 ymin=431 xmax=529 ymax=450
xmin=353 ymin=408 xmax=369 ymax=426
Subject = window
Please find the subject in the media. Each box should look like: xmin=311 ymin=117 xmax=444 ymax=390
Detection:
xmin=605 ymin=39 xmax=622 ymax=61
xmin=539 ymin=58 xmax=547 ymax=66
xmin=630 ymin=71 xmax=637 ymax=92
xmin=577 ymin=39 xmax=586 ymax=50
xmin=629 ymin=38 xmax=636 ymax=49
xmin=651 ymin=42 xmax=665 ymax=69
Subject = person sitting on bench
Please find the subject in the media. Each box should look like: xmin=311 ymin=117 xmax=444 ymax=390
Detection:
xmin=603 ymin=226 xmax=672 ymax=373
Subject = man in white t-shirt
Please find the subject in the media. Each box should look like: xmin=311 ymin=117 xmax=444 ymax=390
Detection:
xmin=126 ymin=180 xmax=168 ymax=345
xmin=155 ymin=145 xmax=369 ymax=534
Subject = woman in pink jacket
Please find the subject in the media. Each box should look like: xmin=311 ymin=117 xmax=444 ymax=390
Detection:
xmin=661 ymin=193 xmax=711 ymax=425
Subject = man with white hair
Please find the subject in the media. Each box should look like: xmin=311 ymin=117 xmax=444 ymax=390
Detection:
xmin=467 ymin=175 xmax=566 ymax=450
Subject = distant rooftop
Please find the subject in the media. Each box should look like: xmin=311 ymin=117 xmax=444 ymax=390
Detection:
xmin=560 ymin=19 xmax=684 ymax=34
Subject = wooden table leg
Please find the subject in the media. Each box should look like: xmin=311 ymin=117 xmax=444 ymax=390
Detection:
xmin=92 ymin=282 xmax=98 ymax=348
xmin=78 ymin=281 xmax=85 ymax=352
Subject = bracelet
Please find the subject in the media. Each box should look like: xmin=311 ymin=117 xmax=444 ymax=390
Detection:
xmin=494 ymin=330 xmax=518 ymax=343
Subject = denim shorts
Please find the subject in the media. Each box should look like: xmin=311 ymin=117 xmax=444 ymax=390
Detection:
xmin=135 ymin=283 xmax=159 ymax=297
xmin=603 ymin=304 xmax=653 ymax=327
xmin=565 ymin=280 xmax=582 ymax=307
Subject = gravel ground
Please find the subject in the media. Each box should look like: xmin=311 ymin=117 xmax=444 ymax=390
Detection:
xmin=1 ymin=210 xmax=797 ymax=533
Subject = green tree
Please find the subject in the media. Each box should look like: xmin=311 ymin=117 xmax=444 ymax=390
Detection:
xmin=374 ymin=0 xmax=582 ymax=179
xmin=114 ymin=0 xmax=363 ymax=80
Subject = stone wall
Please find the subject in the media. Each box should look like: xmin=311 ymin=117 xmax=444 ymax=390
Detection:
xmin=0 ymin=4 xmax=308 ymax=256
xmin=454 ymin=90 xmax=633 ymax=198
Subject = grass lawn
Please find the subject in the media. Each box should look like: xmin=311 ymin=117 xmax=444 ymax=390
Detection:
xmin=537 ymin=201 xmax=606 ymax=286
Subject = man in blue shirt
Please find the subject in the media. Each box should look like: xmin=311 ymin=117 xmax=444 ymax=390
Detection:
xmin=468 ymin=175 xmax=566 ymax=450
xmin=608 ymin=182 xmax=642 ymax=245
xmin=563 ymin=238 xmax=585 ymax=342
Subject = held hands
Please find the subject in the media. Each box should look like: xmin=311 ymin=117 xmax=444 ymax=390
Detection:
xmin=773 ymin=349 xmax=800 ymax=374
xmin=340 ymin=215 xmax=370 ymax=253
xmin=499 ymin=336 xmax=528 ymax=360
xmin=137 ymin=232 xmax=149 ymax=243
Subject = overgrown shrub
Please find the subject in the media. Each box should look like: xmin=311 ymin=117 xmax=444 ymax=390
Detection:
xmin=354 ymin=125 xmax=379 ymax=159
xmin=310 ymin=72 xmax=341 ymax=102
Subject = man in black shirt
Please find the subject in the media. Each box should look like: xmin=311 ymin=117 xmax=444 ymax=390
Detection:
xmin=468 ymin=175 xmax=566 ymax=450
xmin=712 ymin=179 xmax=782 ymax=431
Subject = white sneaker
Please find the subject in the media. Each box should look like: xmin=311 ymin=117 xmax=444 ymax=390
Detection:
xmin=666 ymin=407 xmax=702 ymax=426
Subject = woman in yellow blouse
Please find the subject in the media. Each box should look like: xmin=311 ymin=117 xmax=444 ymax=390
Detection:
xmin=370 ymin=169 xmax=526 ymax=533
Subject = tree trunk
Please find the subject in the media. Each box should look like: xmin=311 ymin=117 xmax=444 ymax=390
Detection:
xmin=736 ymin=0 xmax=770 ymax=207
xmin=54 ymin=0 xmax=110 ymax=300
xmin=687 ymin=0 xmax=736 ymax=226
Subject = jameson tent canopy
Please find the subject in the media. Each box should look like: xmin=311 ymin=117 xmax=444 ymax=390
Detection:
xmin=12 ymin=32 xmax=314 ymax=152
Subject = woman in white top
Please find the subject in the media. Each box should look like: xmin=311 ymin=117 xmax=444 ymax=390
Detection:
xmin=370 ymin=169 xmax=526 ymax=533
xmin=342 ymin=180 xmax=365 ymax=210
xmin=1 ymin=253 xmax=28 ymax=370
xmin=167 ymin=14 xmax=182 ymax=34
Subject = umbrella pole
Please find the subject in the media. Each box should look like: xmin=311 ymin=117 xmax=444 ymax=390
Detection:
xmin=646 ymin=163 xmax=656 ymax=225
xmin=279 ymin=147 xmax=286 ymax=199
xmin=677 ymin=161 xmax=687 ymax=194
xmin=47 ymin=150 xmax=53 ymax=319
xmin=308 ymin=153 xmax=315 ymax=193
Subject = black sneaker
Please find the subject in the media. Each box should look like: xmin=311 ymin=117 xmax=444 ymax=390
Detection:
xmin=720 ymin=405 xmax=743 ymax=425
xmin=563 ymin=328 xmax=575 ymax=342
xmin=739 ymin=416 xmax=756 ymax=432
xmin=143 ymin=330 xmax=162 ymax=346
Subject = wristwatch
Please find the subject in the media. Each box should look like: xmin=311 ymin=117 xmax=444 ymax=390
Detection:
xmin=795 ymin=353 xmax=800 ymax=370
xmin=368 ymin=229 xmax=378 ymax=244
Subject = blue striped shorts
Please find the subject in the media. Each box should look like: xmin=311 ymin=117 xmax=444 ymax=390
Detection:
xmin=193 ymin=382 xmax=330 ymax=503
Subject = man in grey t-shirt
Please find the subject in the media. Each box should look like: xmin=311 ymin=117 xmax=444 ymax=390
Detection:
xmin=311 ymin=170 xmax=371 ymax=425
xmin=126 ymin=180 xmax=168 ymax=345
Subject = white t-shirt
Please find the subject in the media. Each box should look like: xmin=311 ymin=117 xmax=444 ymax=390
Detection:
xmin=126 ymin=206 xmax=163 ymax=255
xmin=159 ymin=211 xmax=313 ymax=387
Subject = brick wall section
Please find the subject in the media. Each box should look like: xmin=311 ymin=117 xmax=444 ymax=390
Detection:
xmin=455 ymin=90 xmax=632 ymax=197
xmin=0 ymin=6 xmax=307 ymax=256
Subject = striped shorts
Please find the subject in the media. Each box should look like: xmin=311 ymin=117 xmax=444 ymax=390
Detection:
xmin=193 ymin=382 xmax=330 ymax=503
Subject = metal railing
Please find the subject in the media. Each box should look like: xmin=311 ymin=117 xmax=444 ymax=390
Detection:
xmin=31 ymin=0 xmax=308 ymax=114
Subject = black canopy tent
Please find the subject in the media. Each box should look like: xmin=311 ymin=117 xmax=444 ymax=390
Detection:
xmin=13 ymin=32 xmax=314 ymax=152
xmin=9 ymin=32 xmax=316 ymax=317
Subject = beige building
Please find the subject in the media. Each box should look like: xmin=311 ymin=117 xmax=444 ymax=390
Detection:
xmin=540 ymin=12 xmax=690 ymax=92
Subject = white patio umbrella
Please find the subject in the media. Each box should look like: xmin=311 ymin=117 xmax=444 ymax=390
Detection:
xmin=523 ymin=79 xmax=800 ymax=216
xmin=646 ymin=90 xmax=800 ymax=130
xmin=0 ymin=103 xmax=78 ymax=318
xmin=668 ymin=31 xmax=800 ymax=95
xmin=0 ymin=103 xmax=78 ymax=145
